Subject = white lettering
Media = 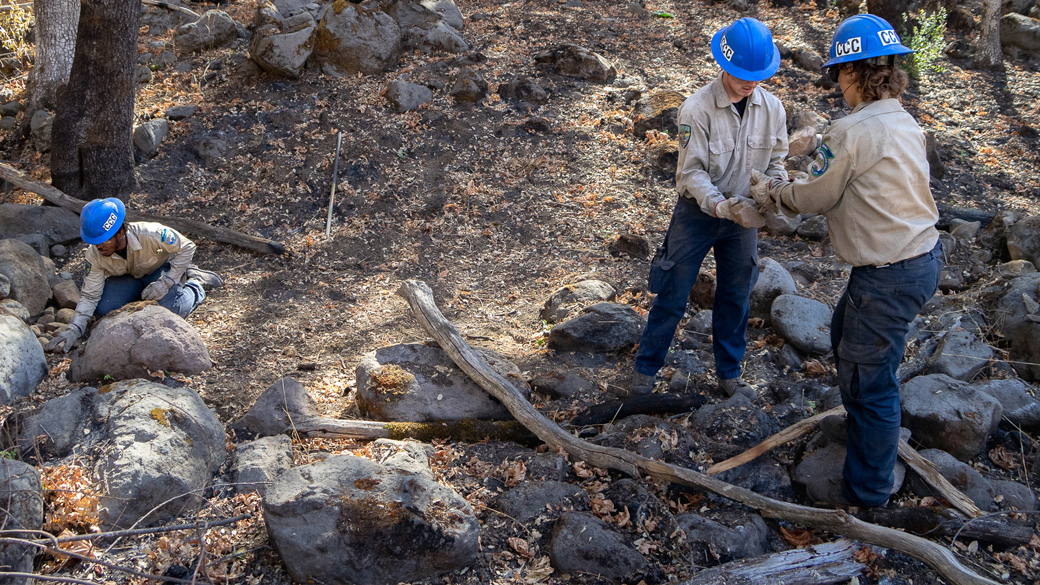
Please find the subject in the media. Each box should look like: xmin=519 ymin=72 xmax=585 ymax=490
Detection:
xmin=720 ymin=35 xmax=734 ymax=61
xmin=835 ymin=37 xmax=862 ymax=58
xmin=102 ymin=213 xmax=117 ymax=230
xmin=878 ymin=30 xmax=899 ymax=46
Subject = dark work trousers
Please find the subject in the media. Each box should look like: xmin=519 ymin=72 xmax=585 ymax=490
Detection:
xmin=834 ymin=240 xmax=943 ymax=507
xmin=634 ymin=195 xmax=759 ymax=380
xmin=96 ymin=263 xmax=206 ymax=318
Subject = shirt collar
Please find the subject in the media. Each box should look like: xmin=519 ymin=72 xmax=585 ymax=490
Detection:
xmin=711 ymin=73 xmax=763 ymax=110
xmin=125 ymin=224 xmax=143 ymax=252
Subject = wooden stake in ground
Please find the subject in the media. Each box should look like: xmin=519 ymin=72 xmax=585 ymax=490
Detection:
xmin=0 ymin=162 xmax=286 ymax=255
xmin=395 ymin=279 xmax=1000 ymax=585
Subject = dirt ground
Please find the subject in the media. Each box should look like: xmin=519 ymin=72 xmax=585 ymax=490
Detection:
xmin=2 ymin=0 xmax=1040 ymax=583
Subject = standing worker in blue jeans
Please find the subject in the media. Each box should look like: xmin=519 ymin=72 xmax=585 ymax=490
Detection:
xmin=47 ymin=197 xmax=224 ymax=353
xmin=629 ymin=17 xmax=789 ymax=397
xmin=752 ymin=14 xmax=943 ymax=507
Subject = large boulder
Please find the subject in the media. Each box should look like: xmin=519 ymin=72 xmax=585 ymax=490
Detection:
xmin=0 ymin=239 xmax=52 ymax=318
xmin=233 ymin=376 xmax=320 ymax=438
xmin=67 ymin=304 xmax=212 ymax=383
xmin=18 ymin=386 xmax=94 ymax=458
xmin=355 ymin=342 xmax=526 ymax=421
xmin=989 ymin=272 xmax=1040 ymax=338
xmin=385 ymin=0 xmax=464 ymax=30
xmin=1001 ymin=13 xmax=1040 ymax=52
xmin=901 ymin=374 xmax=1003 ymax=461
xmin=973 ymin=378 xmax=1040 ymax=430
xmin=249 ymin=11 xmax=316 ymax=79
xmin=230 ymin=435 xmax=294 ymax=496
xmin=750 ymin=257 xmax=797 ymax=325
xmin=0 ymin=203 xmax=80 ymax=246
xmin=770 ymin=294 xmax=831 ymax=356
xmin=548 ymin=512 xmax=647 ymax=581
xmin=313 ymin=2 xmax=402 ymax=75
xmin=263 ymin=453 xmax=479 ymax=585
xmin=385 ymin=80 xmax=433 ymax=112
xmin=675 ymin=512 xmax=770 ymax=564
xmin=534 ymin=44 xmax=617 ymax=82
xmin=95 ymin=380 xmax=227 ymax=528
xmin=174 ymin=10 xmax=239 ymax=53
xmin=540 ymin=280 xmax=616 ymax=324
xmin=1010 ymin=320 xmax=1040 ymax=382
xmin=0 ymin=314 xmax=47 ymax=404
xmin=1005 ymin=215 xmax=1040 ymax=268
xmin=0 ymin=460 xmax=43 ymax=581
xmin=924 ymin=328 xmax=994 ymax=381
xmin=133 ymin=119 xmax=169 ymax=160
xmin=546 ymin=302 xmax=644 ymax=352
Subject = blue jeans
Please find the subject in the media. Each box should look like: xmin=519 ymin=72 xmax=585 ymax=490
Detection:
xmin=834 ymin=241 xmax=943 ymax=506
xmin=96 ymin=264 xmax=206 ymax=318
xmin=635 ymin=196 xmax=759 ymax=379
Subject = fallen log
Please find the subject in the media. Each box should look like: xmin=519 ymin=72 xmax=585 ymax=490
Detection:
xmin=852 ymin=506 xmax=1034 ymax=547
xmin=569 ymin=393 xmax=707 ymax=426
xmin=680 ymin=539 xmax=866 ymax=585
xmin=396 ymin=279 xmax=999 ymax=585
xmin=289 ymin=416 xmax=536 ymax=444
xmin=0 ymin=162 xmax=286 ymax=255
xmin=706 ymin=405 xmax=847 ymax=475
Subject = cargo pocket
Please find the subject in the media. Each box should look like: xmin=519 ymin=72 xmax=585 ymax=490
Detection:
xmin=647 ymin=245 xmax=675 ymax=294
xmin=837 ymin=339 xmax=891 ymax=401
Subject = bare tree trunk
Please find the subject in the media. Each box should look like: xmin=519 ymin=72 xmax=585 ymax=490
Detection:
xmin=973 ymin=0 xmax=1004 ymax=70
xmin=50 ymin=0 xmax=141 ymax=198
xmin=866 ymin=0 xmax=905 ymax=30
xmin=25 ymin=0 xmax=79 ymax=116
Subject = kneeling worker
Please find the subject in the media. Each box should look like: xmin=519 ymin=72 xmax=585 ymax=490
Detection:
xmin=48 ymin=197 xmax=224 ymax=352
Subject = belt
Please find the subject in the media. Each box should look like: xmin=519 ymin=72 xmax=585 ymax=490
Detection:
xmin=870 ymin=243 xmax=941 ymax=269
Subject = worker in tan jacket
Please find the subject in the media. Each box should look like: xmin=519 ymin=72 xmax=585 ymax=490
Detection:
xmin=751 ymin=15 xmax=942 ymax=508
xmin=47 ymin=198 xmax=223 ymax=353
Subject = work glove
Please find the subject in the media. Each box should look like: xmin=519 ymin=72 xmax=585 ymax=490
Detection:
xmin=141 ymin=274 xmax=175 ymax=301
xmin=46 ymin=321 xmax=84 ymax=354
xmin=749 ymin=170 xmax=786 ymax=210
xmin=715 ymin=196 xmax=766 ymax=229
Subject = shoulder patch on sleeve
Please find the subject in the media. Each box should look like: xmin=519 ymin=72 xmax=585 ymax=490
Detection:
xmin=678 ymin=124 xmax=691 ymax=148
xmin=159 ymin=228 xmax=178 ymax=245
xmin=810 ymin=143 xmax=835 ymax=177
xmin=85 ymin=261 xmax=91 ymax=275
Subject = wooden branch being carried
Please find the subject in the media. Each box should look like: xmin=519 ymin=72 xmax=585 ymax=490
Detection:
xmin=0 ymin=162 xmax=286 ymax=255
xmin=395 ymin=279 xmax=999 ymax=585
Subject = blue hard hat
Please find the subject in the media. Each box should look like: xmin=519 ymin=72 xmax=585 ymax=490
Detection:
xmin=824 ymin=14 xmax=913 ymax=68
xmin=80 ymin=198 xmax=126 ymax=245
xmin=711 ymin=18 xmax=781 ymax=82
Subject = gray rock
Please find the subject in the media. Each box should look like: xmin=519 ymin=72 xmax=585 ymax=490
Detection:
xmin=497 ymin=75 xmax=549 ymax=107
xmin=174 ymin=10 xmax=239 ymax=53
xmin=790 ymin=45 xmax=823 ymax=72
xmin=51 ymin=279 xmax=79 ymax=309
xmin=0 ymin=299 xmax=30 ymax=322
xmin=166 ymin=105 xmax=198 ymax=120
xmin=787 ymin=126 xmax=819 ymax=158
xmin=30 ymin=110 xmax=53 ymax=153
xmin=135 ymin=64 xmax=153 ymax=85
xmin=795 ymin=214 xmax=829 ymax=240
xmin=369 ymin=438 xmax=435 ymax=480
xmin=995 ymin=259 xmax=1036 ymax=278
xmin=534 ymin=44 xmax=617 ymax=82
xmin=794 ymin=443 xmax=905 ymax=503
xmin=355 ymin=343 xmax=526 ymax=422
xmin=403 ymin=20 xmax=469 ymax=53
xmin=313 ymin=3 xmax=402 ymax=76
xmin=231 ymin=435 xmax=293 ymax=495
xmin=1010 ymin=321 xmax=1040 ymax=382
xmin=540 ymin=280 xmax=616 ymax=324
xmin=0 ymin=314 xmax=47 ymax=404
xmin=0 ymin=100 xmax=21 ymax=117
xmin=771 ymin=294 xmax=831 ymax=356
xmin=924 ymin=328 xmax=993 ymax=381
xmin=977 ymin=209 xmax=1018 ymax=253
xmin=387 ymin=0 xmax=464 ymax=30
xmin=233 ymin=377 xmax=319 ymax=437
xmin=248 ymin=12 xmax=316 ymax=79
xmin=750 ymin=257 xmax=797 ymax=325
xmin=0 ymin=459 xmax=43 ymax=580
xmin=715 ymin=455 xmax=795 ymax=501
xmin=0 ymin=272 xmax=9 ymax=298
xmin=450 ymin=68 xmax=488 ymax=103
xmin=549 ymin=512 xmax=647 ymax=582
xmin=950 ymin=219 xmax=981 ymax=245
xmin=901 ymin=374 xmax=1003 ymax=461
xmin=546 ymin=302 xmax=644 ymax=352
xmin=0 ymin=203 xmax=80 ymax=246
xmin=495 ymin=480 xmax=589 ymax=525
xmin=675 ymin=512 xmax=770 ymax=564
xmin=594 ymin=415 xmax=699 ymax=461
xmin=264 ymin=454 xmax=479 ymax=585
xmin=990 ymin=478 xmax=1038 ymax=511
xmin=385 ymin=80 xmax=434 ymax=112
xmin=96 ymin=380 xmax=227 ymax=528
xmin=1001 ymin=13 xmax=1040 ymax=51
xmin=273 ymin=0 xmax=311 ymax=18
xmin=194 ymin=132 xmax=230 ymax=166
xmin=18 ymin=386 xmax=92 ymax=458
xmin=991 ymin=272 xmax=1040 ymax=338
xmin=156 ymin=50 xmax=178 ymax=67
xmin=693 ymin=394 xmax=778 ymax=449
xmin=67 ymin=304 xmax=212 ymax=383
xmin=791 ymin=110 xmax=827 ymax=133
xmin=763 ymin=208 xmax=801 ymax=236
xmin=530 ymin=369 xmax=596 ymax=399
xmin=0 ymin=239 xmax=52 ymax=317
xmin=133 ymin=118 xmax=169 ymax=160
xmin=1006 ymin=215 xmax=1040 ymax=269
xmin=909 ymin=449 xmax=996 ymax=510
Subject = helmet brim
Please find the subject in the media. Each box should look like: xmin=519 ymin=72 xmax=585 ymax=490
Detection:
xmin=822 ymin=45 xmax=913 ymax=68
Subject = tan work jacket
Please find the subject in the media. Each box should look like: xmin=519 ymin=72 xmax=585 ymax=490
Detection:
xmin=74 ymin=222 xmax=195 ymax=321
xmin=676 ymin=74 xmax=789 ymax=216
xmin=773 ymin=99 xmax=939 ymax=267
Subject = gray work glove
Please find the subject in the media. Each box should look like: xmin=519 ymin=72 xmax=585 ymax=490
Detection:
xmin=715 ymin=196 xmax=766 ymax=229
xmin=141 ymin=274 xmax=175 ymax=301
xmin=749 ymin=170 xmax=786 ymax=211
xmin=47 ymin=321 xmax=84 ymax=354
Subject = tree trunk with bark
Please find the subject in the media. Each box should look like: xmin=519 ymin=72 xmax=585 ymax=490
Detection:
xmin=866 ymin=0 xmax=905 ymax=30
xmin=26 ymin=0 xmax=79 ymax=116
xmin=973 ymin=0 xmax=1004 ymax=70
xmin=50 ymin=0 xmax=141 ymax=199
